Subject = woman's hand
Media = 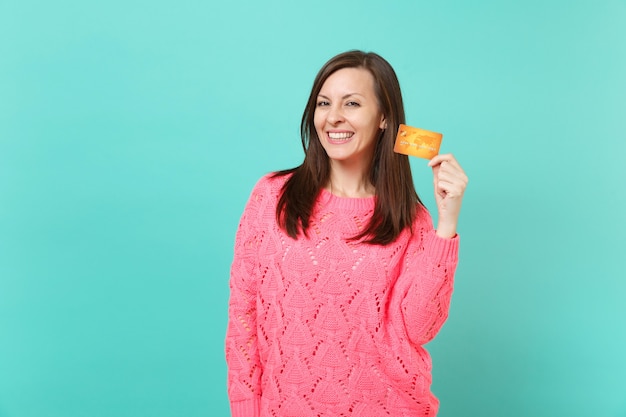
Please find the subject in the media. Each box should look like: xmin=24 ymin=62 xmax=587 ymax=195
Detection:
xmin=428 ymin=154 xmax=468 ymax=238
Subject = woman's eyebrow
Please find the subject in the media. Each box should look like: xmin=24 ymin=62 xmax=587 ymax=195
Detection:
xmin=317 ymin=93 xmax=365 ymax=100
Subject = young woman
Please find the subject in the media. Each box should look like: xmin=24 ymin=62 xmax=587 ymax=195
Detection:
xmin=226 ymin=50 xmax=468 ymax=417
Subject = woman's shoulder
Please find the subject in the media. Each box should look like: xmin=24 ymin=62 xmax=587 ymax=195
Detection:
xmin=239 ymin=172 xmax=291 ymax=219
xmin=412 ymin=204 xmax=434 ymax=230
xmin=248 ymin=171 xmax=292 ymax=198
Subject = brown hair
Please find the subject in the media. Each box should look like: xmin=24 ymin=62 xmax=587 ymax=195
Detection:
xmin=274 ymin=50 xmax=424 ymax=245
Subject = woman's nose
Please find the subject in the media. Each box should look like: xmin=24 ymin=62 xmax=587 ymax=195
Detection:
xmin=327 ymin=104 xmax=344 ymax=124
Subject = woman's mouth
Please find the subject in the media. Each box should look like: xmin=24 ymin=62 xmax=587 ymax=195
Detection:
xmin=327 ymin=132 xmax=354 ymax=144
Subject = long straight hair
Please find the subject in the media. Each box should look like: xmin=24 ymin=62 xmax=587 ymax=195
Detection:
xmin=274 ymin=50 xmax=424 ymax=245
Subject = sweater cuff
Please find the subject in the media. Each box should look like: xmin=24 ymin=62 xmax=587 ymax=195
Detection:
xmin=425 ymin=231 xmax=459 ymax=264
xmin=230 ymin=396 xmax=261 ymax=417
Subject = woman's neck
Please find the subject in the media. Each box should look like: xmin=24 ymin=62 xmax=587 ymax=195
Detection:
xmin=326 ymin=162 xmax=375 ymax=198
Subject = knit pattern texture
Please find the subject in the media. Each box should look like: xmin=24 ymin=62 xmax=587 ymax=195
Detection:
xmin=226 ymin=174 xmax=459 ymax=417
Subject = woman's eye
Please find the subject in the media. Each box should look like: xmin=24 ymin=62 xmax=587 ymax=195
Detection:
xmin=346 ymin=101 xmax=360 ymax=107
xmin=317 ymin=101 xmax=329 ymax=107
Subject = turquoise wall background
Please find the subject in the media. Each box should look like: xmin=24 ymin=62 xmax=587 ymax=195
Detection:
xmin=1 ymin=0 xmax=625 ymax=416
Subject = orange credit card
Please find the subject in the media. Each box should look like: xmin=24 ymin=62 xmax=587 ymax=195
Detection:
xmin=393 ymin=124 xmax=443 ymax=160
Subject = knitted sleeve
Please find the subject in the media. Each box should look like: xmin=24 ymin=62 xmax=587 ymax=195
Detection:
xmin=225 ymin=179 xmax=269 ymax=417
xmin=398 ymin=215 xmax=460 ymax=346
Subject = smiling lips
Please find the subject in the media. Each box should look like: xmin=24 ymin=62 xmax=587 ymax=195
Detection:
xmin=327 ymin=131 xmax=354 ymax=144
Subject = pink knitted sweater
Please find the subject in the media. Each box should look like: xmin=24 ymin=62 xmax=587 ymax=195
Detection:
xmin=226 ymin=174 xmax=459 ymax=417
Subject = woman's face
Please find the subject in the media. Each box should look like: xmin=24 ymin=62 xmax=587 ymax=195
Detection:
xmin=314 ymin=67 xmax=386 ymax=168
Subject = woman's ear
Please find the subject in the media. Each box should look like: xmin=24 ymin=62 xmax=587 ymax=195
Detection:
xmin=380 ymin=116 xmax=387 ymax=130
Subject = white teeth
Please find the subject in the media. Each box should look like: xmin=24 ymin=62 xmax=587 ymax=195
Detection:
xmin=328 ymin=132 xmax=353 ymax=140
